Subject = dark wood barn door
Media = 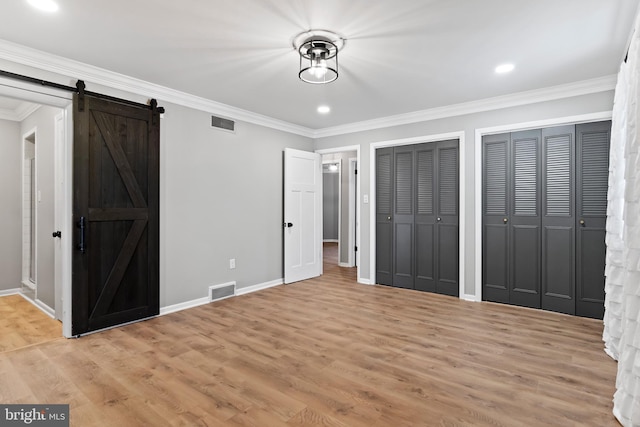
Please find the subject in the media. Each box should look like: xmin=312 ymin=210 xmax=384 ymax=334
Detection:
xmin=72 ymin=94 xmax=160 ymax=335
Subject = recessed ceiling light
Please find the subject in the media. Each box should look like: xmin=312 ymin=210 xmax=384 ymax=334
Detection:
xmin=495 ymin=63 xmax=515 ymax=74
xmin=317 ymin=105 xmax=331 ymax=114
xmin=27 ymin=0 xmax=59 ymax=12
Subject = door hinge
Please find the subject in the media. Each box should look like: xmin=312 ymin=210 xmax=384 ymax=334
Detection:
xmin=354 ymin=246 xmax=358 ymax=252
xmin=355 ymin=169 xmax=358 ymax=175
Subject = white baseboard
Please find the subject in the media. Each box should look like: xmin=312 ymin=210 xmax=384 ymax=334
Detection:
xmin=236 ymin=278 xmax=283 ymax=296
xmin=323 ymin=239 xmax=339 ymax=243
xmin=461 ymin=293 xmax=480 ymax=302
xmin=17 ymin=293 xmax=55 ymax=318
xmin=338 ymin=262 xmax=353 ymax=268
xmin=160 ymin=296 xmax=210 ymax=316
xmin=0 ymin=288 xmax=20 ymax=297
xmin=159 ymin=278 xmax=284 ymax=316
xmin=357 ymin=278 xmax=373 ymax=285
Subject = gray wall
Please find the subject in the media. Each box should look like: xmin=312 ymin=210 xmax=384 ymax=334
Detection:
xmin=314 ymin=91 xmax=614 ymax=296
xmin=0 ymin=119 xmax=21 ymax=291
xmin=159 ymin=102 xmax=312 ymax=307
xmin=323 ymin=171 xmax=339 ymax=240
xmin=21 ymin=105 xmax=61 ymax=309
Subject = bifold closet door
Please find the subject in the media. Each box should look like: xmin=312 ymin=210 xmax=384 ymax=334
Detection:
xmin=375 ymin=147 xmax=393 ymax=286
xmin=541 ymin=125 xmax=576 ymax=315
xmin=483 ymin=130 xmax=542 ymax=308
xmin=434 ymin=140 xmax=459 ymax=296
xmin=376 ymin=141 xmax=459 ymax=295
xmin=392 ymin=146 xmax=415 ymax=289
xmin=576 ymin=121 xmax=610 ymax=318
xmin=482 ymin=133 xmax=510 ymax=303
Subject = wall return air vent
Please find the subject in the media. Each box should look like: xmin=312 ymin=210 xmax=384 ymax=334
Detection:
xmin=211 ymin=115 xmax=235 ymax=132
xmin=209 ymin=282 xmax=236 ymax=302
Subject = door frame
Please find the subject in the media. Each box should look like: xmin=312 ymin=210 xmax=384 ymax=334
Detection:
xmin=316 ymin=146 xmax=362 ymax=282
xmin=369 ymin=131 xmax=466 ymax=297
xmin=474 ymin=111 xmax=612 ymax=302
xmin=348 ymin=157 xmax=358 ymax=267
xmin=0 ymin=76 xmax=73 ymax=337
xmin=321 ymin=159 xmax=341 ymax=246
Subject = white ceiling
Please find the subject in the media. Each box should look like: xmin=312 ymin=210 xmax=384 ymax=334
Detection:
xmin=0 ymin=0 xmax=637 ymax=130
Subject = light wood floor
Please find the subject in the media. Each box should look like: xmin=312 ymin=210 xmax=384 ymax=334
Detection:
xmin=0 ymin=294 xmax=61 ymax=353
xmin=0 ymin=244 xmax=618 ymax=426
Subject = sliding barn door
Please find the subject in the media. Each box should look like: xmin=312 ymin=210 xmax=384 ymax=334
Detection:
xmin=72 ymin=94 xmax=160 ymax=335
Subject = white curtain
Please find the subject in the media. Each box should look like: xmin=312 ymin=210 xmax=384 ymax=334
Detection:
xmin=605 ymin=9 xmax=640 ymax=426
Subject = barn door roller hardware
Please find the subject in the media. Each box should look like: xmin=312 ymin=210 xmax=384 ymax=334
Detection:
xmin=0 ymin=69 xmax=164 ymax=113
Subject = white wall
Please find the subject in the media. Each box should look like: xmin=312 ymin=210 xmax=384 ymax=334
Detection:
xmin=21 ymin=105 xmax=61 ymax=309
xmin=314 ymin=91 xmax=614 ymax=295
xmin=0 ymin=119 xmax=21 ymax=291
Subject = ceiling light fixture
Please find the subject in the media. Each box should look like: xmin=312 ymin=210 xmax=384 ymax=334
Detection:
xmin=294 ymin=30 xmax=345 ymax=84
xmin=317 ymin=105 xmax=331 ymax=114
xmin=495 ymin=63 xmax=515 ymax=74
xmin=27 ymin=0 xmax=59 ymax=12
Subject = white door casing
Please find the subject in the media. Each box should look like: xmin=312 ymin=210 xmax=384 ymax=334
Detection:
xmin=284 ymin=148 xmax=322 ymax=284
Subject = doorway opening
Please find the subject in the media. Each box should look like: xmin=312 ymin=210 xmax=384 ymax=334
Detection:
xmin=317 ymin=146 xmax=361 ymax=281
xmin=21 ymin=130 xmax=37 ymax=299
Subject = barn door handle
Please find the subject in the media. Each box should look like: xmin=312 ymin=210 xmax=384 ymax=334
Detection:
xmin=77 ymin=216 xmax=86 ymax=254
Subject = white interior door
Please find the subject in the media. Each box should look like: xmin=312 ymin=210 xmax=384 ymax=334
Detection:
xmin=284 ymin=148 xmax=322 ymax=284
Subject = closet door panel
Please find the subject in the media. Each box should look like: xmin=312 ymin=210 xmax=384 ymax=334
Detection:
xmin=415 ymin=144 xmax=436 ymax=292
xmin=510 ymin=130 xmax=541 ymax=308
xmin=576 ymin=121 xmax=610 ymax=318
xmin=541 ymin=125 xmax=575 ymax=315
xmin=482 ymin=134 xmax=510 ymax=303
xmin=436 ymin=141 xmax=459 ymax=296
xmin=393 ymin=147 xmax=415 ymax=288
xmin=375 ymin=148 xmax=394 ymax=285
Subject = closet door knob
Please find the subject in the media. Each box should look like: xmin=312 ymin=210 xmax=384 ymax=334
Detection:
xmin=387 ymin=216 xmax=392 ymax=221
xmin=579 ymin=219 xmax=585 ymax=226
xmin=503 ymin=218 xmax=508 ymax=223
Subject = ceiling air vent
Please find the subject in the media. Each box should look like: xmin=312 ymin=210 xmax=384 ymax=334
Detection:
xmin=211 ymin=115 xmax=235 ymax=133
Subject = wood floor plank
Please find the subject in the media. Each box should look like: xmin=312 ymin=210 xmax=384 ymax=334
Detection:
xmin=0 ymin=243 xmax=619 ymax=426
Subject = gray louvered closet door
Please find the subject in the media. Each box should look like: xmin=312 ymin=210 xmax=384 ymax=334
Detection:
xmin=482 ymin=121 xmax=610 ymax=319
xmin=541 ymin=125 xmax=576 ymax=315
xmin=376 ymin=140 xmax=459 ymax=296
xmin=510 ymin=130 xmax=542 ymax=308
xmin=375 ymin=147 xmax=393 ymax=286
xmin=576 ymin=121 xmax=611 ymax=318
xmin=393 ymin=146 xmax=415 ymax=289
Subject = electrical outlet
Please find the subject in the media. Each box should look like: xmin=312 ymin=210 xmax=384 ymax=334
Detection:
xmin=229 ymin=258 xmax=236 ymax=269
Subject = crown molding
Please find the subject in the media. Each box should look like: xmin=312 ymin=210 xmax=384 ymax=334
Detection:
xmin=0 ymin=39 xmax=315 ymax=138
xmin=0 ymin=101 xmax=40 ymax=121
xmin=0 ymin=39 xmax=616 ymax=140
xmin=312 ymin=75 xmax=617 ymax=138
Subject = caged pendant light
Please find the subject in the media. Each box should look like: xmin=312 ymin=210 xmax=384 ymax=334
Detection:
xmin=294 ymin=30 xmax=344 ymax=84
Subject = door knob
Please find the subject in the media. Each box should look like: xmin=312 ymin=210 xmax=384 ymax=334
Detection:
xmin=437 ymin=217 xmax=441 ymax=222
xmin=579 ymin=219 xmax=585 ymax=226
xmin=387 ymin=216 xmax=392 ymax=221
xmin=285 ymin=222 xmax=293 ymax=228
xmin=503 ymin=218 xmax=508 ymax=223
xmin=52 ymin=231 xmax=61 ymax=238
